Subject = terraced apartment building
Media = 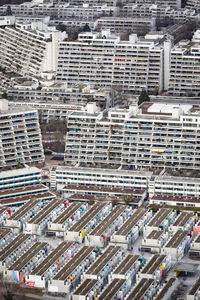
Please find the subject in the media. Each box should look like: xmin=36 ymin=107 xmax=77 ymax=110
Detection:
xmin=56 ymin=30 xmax=170 ymax=94
xmin=0 ymin=99 xmax=44 ymax=168
xmin=0 ymin=21 xmax=66 ymax=78
xmin=64 ymin=102 xmax=200 ymax=170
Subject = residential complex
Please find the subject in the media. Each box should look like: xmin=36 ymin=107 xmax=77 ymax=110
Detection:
xmin=0 ymin=21 xmax=66 ymax=79
xmin=64 ymin=102 xmax=200 ymax=170
xmin=1 ymin=0 xmax=200 ymax=298
xmin=0 ymin=99 xmax=44 ymax=168
xmin=56 ymin=30 xmax=169 ymax=93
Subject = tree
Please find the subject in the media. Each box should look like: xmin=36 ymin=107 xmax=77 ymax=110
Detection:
xmin=6 ymin=6 xmax=12 ymax=16
xmin=122 ymin=194 xmax=133 ymax=205
xmin=138 ymin=89 xmax=150 ymax=106
xmin=2 ymin=91 xmax=8 ymax=99
xmin=56 ymin=23 xmax=67 ymax=32
xmin=82 ymin=24 xmax=91 ymax=32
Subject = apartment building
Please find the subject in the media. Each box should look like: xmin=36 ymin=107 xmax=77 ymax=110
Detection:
xmin=0 ymin=184 xmax=55 ymax=206
xmin=56 ymin=30 xmax=169 ymax=93
xmin=0 ymin=99 xmax=44 ymax=168
xmin=149 ymin=170 xmax=200 ymax=199
xmin=0 ymin=22 xmax=66 ymax=79
xmin=187 ymin=0 xmax=200 ymax=12
xmin=8 ymin=83 xmax=117 ymax=109
xmin=0 ymin=166 xmax=41 ymax=191
xmin=169 ymin=33 xmax=200 ymax=96
xmin=95 ymin=17 xmax=155 ymax=34
xmin=50 ymin=165 xmax=152 ymax=191
xmin=131 ymin=0 xmax=181 ymax=9
xmin=64 ymin=101 xmax=200 ymax=170
xmin=120 ymin=4 xmax=198 ymax=24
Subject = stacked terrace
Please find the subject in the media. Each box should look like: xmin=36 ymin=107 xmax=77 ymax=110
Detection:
xmin=113 ymin=254 xmax=140 ymax=279
xmin=53 ymin=246 xmax=94 ymax=281
xmin=0 ymin=233 xmax=33 ymax=270
xmin=98 ymin=278 xmax=126 ymax=300
xmin=48 ymin=202 xmax=85 ymax=234
xmin=85 ymin=246 xmax=122 ymax=279
xmin=126 ymin=278 xmax=155 ymax=300
xmin=165 ymin=230 xmax=189 ymax=248
xmin=7 ymin=242 xmax=48 ymax=272
xmin=86 ymin=206 xmax=128 ymax=246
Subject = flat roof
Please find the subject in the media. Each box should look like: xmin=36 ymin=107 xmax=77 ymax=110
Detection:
xmin=173 ymin=212 xmax=194 ymax=226
xmin=0 ymin=234 xmax=31 ymax=261
xmin=69 ymin=202 xmax=107 ymax=232
xmin=174 ymin=263 xmax=199 ymax=274
xmin=53 ymin=246 xmax=94 ymax=281
xmin=0 ymin=166 xmax=40 ymax=178
xmin=0 ymin=191 xmax=55 ymax=205
xmin=9 ymin=242 xmax=47 ymax=271
xmin=74 ymin=279 xmax=98 ymax=296
xmin=98 ymin=278 xmax=126 ymax=300
xmin=0 ymin=184 xmax=48 ymax=198
xmin=115 ymin=208 xmax=147 ymax=236
xmin=141 ymin=255 xmax=166 ymax=274
xmin=146 ymin=230 xmax=163 ymax=240
xmin=148 ymin=208 xmax=172 ymax=227
xmin=9 ymin=199 xmax=41 ymax=220
xmin=156 ymin=278 xmax=176 ymax=300
xmin=29 ymin=199 xmax=62 ymax=224
xmin=113 ymin=255 xmax=139 ymax=275
xmin=31 ymin=242 xmax=73 ymax=276
xmin=126 ymin=278 xmax=154 ymax=300
xmin=63 ymin=185 xmax=145 ymax=195
xmin=90 ymin=206 xmax=125 ymax=236
xmin=165 ymin=231 xmax=188 ymax=248
xmin=152 ymin=194 xmax=200 ymax=204
xmin=188 ymin=278 xmax=200 ymax=295
xmin=86 ymin=246 xmax=121 ymax=275
xmin=52 ymin=202 xmax=82 ymax=224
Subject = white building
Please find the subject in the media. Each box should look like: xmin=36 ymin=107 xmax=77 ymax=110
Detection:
xmin=187 ymin=0 xmax=200 ymax=12
xmin=169 ymin=34 xmax=200 ymax=96
xmin=64 ymin=102 xmax=200 ymax=170
xmin=56 ymin=30 xmax=170 ymax=93
xmin=50 ymin=165 xmax=152 ymax=192
xmin=0 ymin=166 xmax=41 ymax=191
xmin=0 ymin=21 xmax=67 ymax=79
xmin=0 ymin=100 xmax=44 ymax=168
